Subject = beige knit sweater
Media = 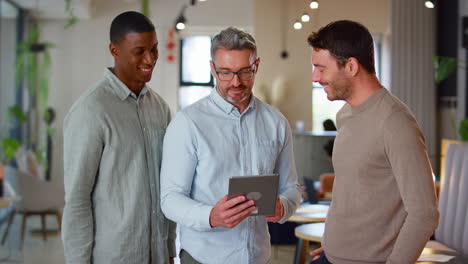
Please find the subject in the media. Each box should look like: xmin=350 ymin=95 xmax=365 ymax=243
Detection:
xmin=323 ymin=88 xmax=439 ymax=264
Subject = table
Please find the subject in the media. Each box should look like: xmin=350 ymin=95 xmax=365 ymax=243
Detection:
xmin=294 ymin=222 xmax=324 ymax=264
xmin=288 ymin=203 xmax=329 ymax=223
xmin=293 ymin=224 xmax=468 ymax=264
xmin=419 ymin=248 xmax=468 ymax=264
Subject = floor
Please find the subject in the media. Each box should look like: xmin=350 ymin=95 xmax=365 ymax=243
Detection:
xmin=0 ymin=214 xmax=318 ymax=264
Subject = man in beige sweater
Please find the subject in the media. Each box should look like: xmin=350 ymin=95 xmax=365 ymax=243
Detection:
xmin=307 ymin=20 xmax=439 ymax=264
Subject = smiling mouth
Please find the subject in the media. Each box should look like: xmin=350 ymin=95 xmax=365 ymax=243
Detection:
xmin=139 ymin=67 xmax=153 ymax=73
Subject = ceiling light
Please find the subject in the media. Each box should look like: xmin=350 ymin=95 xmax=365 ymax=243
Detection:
xmin=293 ymin=20 xmax=302 ymax=30
xmin=176 ymin=22 xmax=185 ymax=30
xmin=301 ymin=13 xmax=310 ymax=23
xmin=174 ymin=5 xmax=187 ymax=32
xmin=310 ymin=0 xmax=319 ymax=9
xmin=425 ymin=0 xmax=434 ymax=8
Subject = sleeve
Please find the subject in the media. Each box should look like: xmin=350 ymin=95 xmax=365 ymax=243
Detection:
xmin=383 ymin=111 xmax=439 ymax=264
xmin=167 ymin=220 xmax=177 ymax=257
xmin=160 ymin=112 xmax=213 ymax=232
xmin=62 ymin=105 xmax=103 ymax=264
xmin=276 ymin=120 xmax=302 ymax=223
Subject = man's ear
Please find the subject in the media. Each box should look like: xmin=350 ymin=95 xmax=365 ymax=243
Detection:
xmin=346 ymin=57 xmax=359 ymax=77
xmin=254 ymin=57 xmax=260 ymax=73
xmin=109 ymin=43 xmax=119 ymax=58
xmin=210 ymin=60 xmax=217 ymax=77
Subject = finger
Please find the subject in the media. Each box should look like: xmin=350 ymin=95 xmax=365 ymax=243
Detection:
xmin=224 ymin=200 xmax=255 ymax=219
xmin=221 ymin=195 xmax=247 ymax=210
xmin=225 ymin=206 xmax=256 ymax=227
xmin=225 ymin=204 xmax=256 ymax=224
xmin=309 ymin=247 xmax=323 ymax=256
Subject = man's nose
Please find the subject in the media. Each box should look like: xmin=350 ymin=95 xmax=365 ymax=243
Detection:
xmin=311 ymin=71 xmax=320 ymax=83
xmin=231 ymin=73 xmax=241 ymax=86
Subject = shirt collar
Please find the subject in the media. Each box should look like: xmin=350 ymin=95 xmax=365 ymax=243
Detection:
xmin=350 ymin=87 xmax=387 ymax=115
xmin=210 ymin=89 xmax=256 ymax=115
xmin=104 ymin=67 xmax=149 ymax=101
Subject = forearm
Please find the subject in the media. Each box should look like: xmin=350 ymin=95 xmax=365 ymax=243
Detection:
xmin=276 ymin=123 xmax=301 ymax=223
xmin=161 ymin=190 xmax=212 ymax=231
xmin=278 ymin=188 xmax=301 ymax=223
xmin=386 ymin=210 xmax=438 ymax=264
xmin=62 ymin=196 xmax=94 ymax=263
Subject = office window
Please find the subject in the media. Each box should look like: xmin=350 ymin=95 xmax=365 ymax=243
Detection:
xmin=0 ymin=0 xmax=21 ymax=140
xmin=312 ymin=39 xmax=381 ymax=133
xmin=179 ymin=35 xmax=213 ymax=109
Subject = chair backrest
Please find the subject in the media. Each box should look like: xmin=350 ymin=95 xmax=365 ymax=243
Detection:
xmin=303 ymin=178 xmax=318 ymax=204
xmin=436 ymin=143 xmax=468 ymax=254
xmin=320 ymin=173 xmax=335 ymax=193
xmin=4 ymin=166 xmax=64 ymax=211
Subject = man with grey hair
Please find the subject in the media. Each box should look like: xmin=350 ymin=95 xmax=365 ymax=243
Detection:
xmin=160 ymin=27 xmax=301 ymax=263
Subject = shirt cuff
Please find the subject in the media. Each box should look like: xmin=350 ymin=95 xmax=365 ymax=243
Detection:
xmin=167 ymin=238 xmax=177 ymax=258
xmin=277 ymin=196 xmax=290 ymax=224
xmin=194 ymin=204 xmax=214 ymax=232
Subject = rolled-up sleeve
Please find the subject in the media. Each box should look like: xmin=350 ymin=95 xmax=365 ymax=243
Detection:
xmin=160 ymin=113 xmax=213 ymax=232
xmin=62 ymin=105 xmax=103 ymax=263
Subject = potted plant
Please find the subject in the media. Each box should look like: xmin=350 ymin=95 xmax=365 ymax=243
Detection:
xmin=433 ymin=56 xmax=468 ymax=141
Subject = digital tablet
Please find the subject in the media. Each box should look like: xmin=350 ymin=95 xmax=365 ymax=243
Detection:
xmin=228 ymin=174 xmax=280 ymax=216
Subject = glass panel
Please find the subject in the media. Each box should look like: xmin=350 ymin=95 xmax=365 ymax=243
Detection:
xmin=311 ymin=38 xmax=381 ymax=132
xmin=312 ymin=87 xmax=345 ymax=133
xmin=0 ymin=0 xmax=20 ymax=138
xmin=179 ymin=86 xmax=212 ymax=110
xmin=181 ymin=36 xmax=212 ymax=84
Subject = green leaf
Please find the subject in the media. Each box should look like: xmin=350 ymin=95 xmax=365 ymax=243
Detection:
xmin=459 ymin=119 xmax=468 ymax=141
xmin=39 ymin=51 xmax=51 ymax=113
xmin=434 ymin=56 xmax=458 ymax=84
xmin=8 ymin=105 xmax=27 ymax=123
xmin=64 ymin=16 xmax=79 ymax=29
xmin=2 ymin=138 xmax=20 ymax=160
xmin=47 ymin=127 xmax=56 ymax=137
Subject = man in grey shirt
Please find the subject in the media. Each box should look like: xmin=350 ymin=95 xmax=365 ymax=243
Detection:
xmin=62 ymin=11 xmax=175 ymax=264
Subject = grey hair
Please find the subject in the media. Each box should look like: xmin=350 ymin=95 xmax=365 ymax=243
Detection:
xmin=211 ymin=27 xmax=257 ymax=59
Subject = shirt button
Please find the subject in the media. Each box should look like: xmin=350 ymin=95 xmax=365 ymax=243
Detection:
xmin=243 ymin=141 xmax=247 ymax=145
xmin=244 ymin=167 xmax=248 ymax=172
xmin=153 ymin=210 xmax=156 ymax=214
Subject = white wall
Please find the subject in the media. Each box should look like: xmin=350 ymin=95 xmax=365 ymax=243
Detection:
xmin=254 ymin=0 xmax=390 ymax=131
xmin=42 ymin=0 xmax=390 ymax=187
xmin=42 ymin=0 xmax=253 ymax=187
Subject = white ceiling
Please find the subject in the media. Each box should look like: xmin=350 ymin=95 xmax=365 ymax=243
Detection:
xmin=9 ymin=0 xmax=94 ymax=19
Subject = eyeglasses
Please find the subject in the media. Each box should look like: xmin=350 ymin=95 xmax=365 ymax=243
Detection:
xmin=213 ymin=61 xmax=257 ymax=81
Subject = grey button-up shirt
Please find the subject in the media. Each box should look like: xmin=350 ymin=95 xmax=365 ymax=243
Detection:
xmin=62 ymin=68 xmax=175 ymax=264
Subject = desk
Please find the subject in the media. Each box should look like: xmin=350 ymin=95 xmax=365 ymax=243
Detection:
xmin=419 ymin=248 xmax=468 ymax=264
xmin=288 ymin=203 xmax=329 ymax=223
xmin=293 ymin=224 xmax=468 ymax=264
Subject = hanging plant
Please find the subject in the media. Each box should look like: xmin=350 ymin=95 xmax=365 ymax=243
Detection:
xmin=141 ymin=0 xmax=150 ymax=17
xmin=16 ymin=24 xmax=55 ymax=117
xmin=64 ymin=0 xmax=79 ymax=29
xmin=13 ymin=23 xmax=55 ymax=167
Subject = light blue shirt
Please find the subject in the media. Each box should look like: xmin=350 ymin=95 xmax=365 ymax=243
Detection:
xmin=160 ymin=91 xmax=301 ymax=264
